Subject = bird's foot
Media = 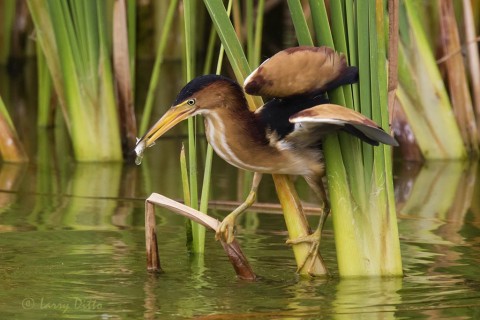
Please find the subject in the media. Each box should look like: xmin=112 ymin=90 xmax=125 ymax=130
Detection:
xmin=215 ymin=214 xmax=238 ymax=243
xmin=215 ymin=173 xmax=262 ymax=244
xmin=286 ymin=228 xmax=322 ymax=275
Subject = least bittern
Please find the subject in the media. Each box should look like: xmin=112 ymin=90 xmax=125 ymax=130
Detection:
xmin=135 ymin=46 xmax=398 ymax=271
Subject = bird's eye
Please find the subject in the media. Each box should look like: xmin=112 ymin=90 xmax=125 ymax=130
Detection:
xmin=187 ymin=99 xmax=196 ymax=106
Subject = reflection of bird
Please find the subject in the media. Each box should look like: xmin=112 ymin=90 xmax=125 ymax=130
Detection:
xmin=135 ymin=46 xmax=398 ymax=272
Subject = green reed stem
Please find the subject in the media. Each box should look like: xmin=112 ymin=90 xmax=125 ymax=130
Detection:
xmin=246 ymin=0 xmax=254 ymax=66
xmin=398 ymin=0 xmax=466 ymax=159
xmin=184 ymin=0 xmax=204 ymax=253
xmin=140 ymin=0 xmax=178 ymax=134
xmin=200 ymin=0 xmax=232 ymax=216
xmin=203 ymin=25 xmax=218 ymax=74
xmin=36 ymin=41 xmax=54 ymax=127
xmin=292 ymin=0 xmax=402 ymax=276
xmin=180 ymin=144 xmax=193 ymax=246
xmin=287 ymin=0 xmax=314 ymax=46
xmin=252 ymin=0 xmax=265 ymax=68
xmin=28 ymin=0 xmax=122 ymax=161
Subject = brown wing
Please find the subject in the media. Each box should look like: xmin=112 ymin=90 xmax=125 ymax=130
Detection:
xmin=244 ymin=46 xmax=357 ymax=98
xmin=289 ymin=104 xmax=398 ymax=146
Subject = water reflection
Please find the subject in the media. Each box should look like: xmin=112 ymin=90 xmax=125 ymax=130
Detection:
xmin=395 ymin=161 xmax=478 ymax=278
xmin=0 ymin=163 xmax=27 ymax=232
xmin=395 ymin=161 xmax=477 ymax=223
xmin=0 ymin=157 xmax=479 ymax=318
xmin=333 ymin=277 xmax=402 ymax=318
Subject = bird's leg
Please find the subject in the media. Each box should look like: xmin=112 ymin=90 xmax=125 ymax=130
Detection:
xmin=286 ymin=175 xmax=330 ymax=274
xmin=286 ymin=206 xmax=329 ymax=273
xmin=216 ymin=172 xmax=263 ymax=243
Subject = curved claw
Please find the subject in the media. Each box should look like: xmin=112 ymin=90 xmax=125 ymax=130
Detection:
xmin=215 ymin=214 xmax=238 ymax=243
xmin=286 ymin=228 xmax=322 ymax=275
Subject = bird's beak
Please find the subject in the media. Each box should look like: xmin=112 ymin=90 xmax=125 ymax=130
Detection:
xmin=134 ymin=101 xmax=196 ymax=160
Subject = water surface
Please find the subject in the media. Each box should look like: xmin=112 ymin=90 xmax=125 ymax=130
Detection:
xmin=0 ymin=153 xmax=479 ymax=319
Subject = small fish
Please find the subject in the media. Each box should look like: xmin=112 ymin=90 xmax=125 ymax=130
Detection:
xmin=134 ymin=138 xmax=146 ymax=166
xmin=134 ymin=138 xmax=156 ymax=165
xmin=135 ymin=154 xmax=143 ymax=165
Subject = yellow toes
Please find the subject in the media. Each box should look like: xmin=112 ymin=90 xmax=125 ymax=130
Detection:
xmin=215 ymin=217 xmax=237 ymax=243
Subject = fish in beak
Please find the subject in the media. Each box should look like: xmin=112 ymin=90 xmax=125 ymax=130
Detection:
xmin=134 ymin=100 xmax=197 ymax=165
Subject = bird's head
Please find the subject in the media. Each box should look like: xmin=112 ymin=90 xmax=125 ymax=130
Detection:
xmin=134 ymin=75 xmax=245 ymax=162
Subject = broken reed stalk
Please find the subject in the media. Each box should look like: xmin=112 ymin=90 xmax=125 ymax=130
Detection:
xmin=145 ymin=199 xmax=162 ymax=272
xmin=145 ymin=193 xmax=256 ymax=280
xmin=204 ymin=0 xmax=327 ymax=276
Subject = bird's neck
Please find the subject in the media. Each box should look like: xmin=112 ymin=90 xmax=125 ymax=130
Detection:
xmin=203 ymin=101 xmax=270 ymax=172
xmin=204 ymin=101 xmax=265 ymax=145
